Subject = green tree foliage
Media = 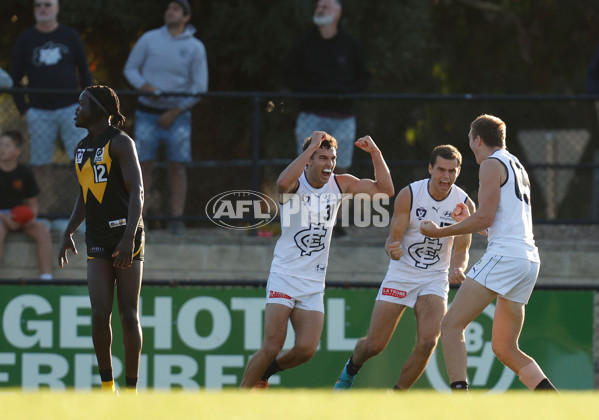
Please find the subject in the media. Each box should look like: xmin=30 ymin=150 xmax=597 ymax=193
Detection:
xmin=2 ymin=0 xmax=598 ymax=94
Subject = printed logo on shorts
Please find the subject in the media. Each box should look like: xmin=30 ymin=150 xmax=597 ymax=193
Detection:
xmin=89 ymin=246 xmax=104 ymax=253
xmin=269 ymin=290 xmax=292 ymax=300
xmin=75 ymin=149 xmax=85 ymax=164
xmin=316 ymin=264 xmax=326 ymax=272
xmin=109 ymin=218 xmax=127 ymax=228
xmin=382 ymin=287 xmax=407 ymax=298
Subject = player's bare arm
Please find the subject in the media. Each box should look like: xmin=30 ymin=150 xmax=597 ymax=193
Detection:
xmin=384 ymin=186 xmax=410 ymax=260
xmin=58 ymin=193 xmax=85 ymax=268
xmin=110 ymin=133 xmax=144 ymax=269
xmin=421 ymin=159 xmax=503 ymax=238
xmin=277 ymin=131 xmax=327 ymax=198
xmin=336 ymin=136 xmax=394 ymax=197
xmin=448 ymin=197 xmax=475 ymax=284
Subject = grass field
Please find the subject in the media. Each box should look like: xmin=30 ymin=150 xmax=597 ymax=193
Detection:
xmin=3 ymin=390 xmax=598 ymax=420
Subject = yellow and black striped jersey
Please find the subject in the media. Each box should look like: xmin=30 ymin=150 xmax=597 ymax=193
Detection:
xmin=74 ymin=126 xmax=143 ymax=241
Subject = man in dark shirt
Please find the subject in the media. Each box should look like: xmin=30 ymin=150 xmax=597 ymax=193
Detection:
xmin=284 ymin=0 xmax=371 ymax=173
xmin=10 ymin=0 xmax=92 ymax=214
xmin=0 ymin=131 xmax=52 ymax=280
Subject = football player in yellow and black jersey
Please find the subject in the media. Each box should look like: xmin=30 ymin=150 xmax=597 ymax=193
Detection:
xmin=58 ymin=85 xmax=144 ymax=394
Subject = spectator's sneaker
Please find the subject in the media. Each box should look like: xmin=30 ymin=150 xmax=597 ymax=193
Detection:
xmin=334 ymin=360 xmax=356 ymax=390
xmin=253 ymin=379 xmax=269 ymax=389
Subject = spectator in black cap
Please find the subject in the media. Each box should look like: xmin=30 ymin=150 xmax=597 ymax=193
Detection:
xmin=124 ymin=0 xmax=208 ymax=234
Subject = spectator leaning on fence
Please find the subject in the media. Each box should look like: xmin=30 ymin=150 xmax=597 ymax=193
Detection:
xmin=284 ymin=0 xmax=371 ymax=173
xmin=123 ymin=0 xmax=208 ymax=234
xmin=0 ymin=130 xmax=53 ymax=280
xmin=9 ymin=0 xmax=93 ymax=215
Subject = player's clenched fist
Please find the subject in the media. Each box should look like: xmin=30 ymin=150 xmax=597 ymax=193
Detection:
xmin=420 ymin=220 xmax=442 ymax=238
xmin=449 ymin=268 xmax=466 ymax=285
xmin=354 ymin=135 xmax=380 ymax=154
xmin=386 ymin=241 xmax=403 ymax=260
xmin=452 ymin=202 xmax=470 ymax=222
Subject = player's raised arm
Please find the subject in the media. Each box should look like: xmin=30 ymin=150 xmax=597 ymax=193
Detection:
xmin=336 ymin=136 xmax=394 ymax=198
xmin=276 ymin=131 xmax=328 ymax=195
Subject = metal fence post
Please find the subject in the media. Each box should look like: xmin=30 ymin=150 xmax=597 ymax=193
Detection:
xmin=251 ymin=95 xmax=261 ymax=193
xmin=592 ymin=150 xmax=599 ymax=222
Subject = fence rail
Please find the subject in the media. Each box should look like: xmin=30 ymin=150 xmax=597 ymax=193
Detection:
xmin=2 ymin=88 xmax=599 ymax=225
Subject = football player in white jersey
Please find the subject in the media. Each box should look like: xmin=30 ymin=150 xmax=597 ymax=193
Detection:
xmin=420 ymin=114 xmax=556 ymax=391
xmin=240 ymin=131 xmax=394 ymax=388
xmin=334 ymin=144 xmax=475 ymax=390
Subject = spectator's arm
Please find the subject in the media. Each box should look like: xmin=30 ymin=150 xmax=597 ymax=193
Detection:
xmin=22 ymin=197 xmax=39 ymax=218
xmin=178 ymin=42 xmax=209 ymax=111
xmin=9 ymin=37 xmax=28 ymax=115
xmin=123 ymin=35 xmax=150 ymax=90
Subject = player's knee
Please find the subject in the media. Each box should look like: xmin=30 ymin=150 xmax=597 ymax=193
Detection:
xmin=260 ymin=341 xmax=284 ymax=360
xmin=120 ymin=307 xmax=140 ymax=330
xmin=364 ymin=338 xmax=386 ymax=357
xmin=91 ymin=307 xmax=112 ymax=326
xmin=491 ymin=339 xmax=516 ymax=363
xmin=440 ymin=314 xmax=460 ymax=337
xmin=415 ymin=336 xmax=439 ymax=356
xmin=293 ymin=343 xmax=318 ymax=363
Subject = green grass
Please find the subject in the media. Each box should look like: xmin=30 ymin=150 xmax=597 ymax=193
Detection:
xmin=2 ymin=389 xmax=598 ymax=420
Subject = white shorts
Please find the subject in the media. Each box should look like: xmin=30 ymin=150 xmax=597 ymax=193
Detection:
xmin=467 ymin=253 xmax=539 ymax=304
xmin=375 ymin=275 xmax=448 ymax=308
xmin=266 ymin=272 xmax=325 ymax=313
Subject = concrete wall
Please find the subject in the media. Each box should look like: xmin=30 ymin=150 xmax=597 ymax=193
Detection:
xmin=1 ymin=228 xmax=597 ymax=285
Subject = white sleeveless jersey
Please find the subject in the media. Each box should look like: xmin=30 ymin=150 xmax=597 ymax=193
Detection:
xmin=485 ymin=149 xmax=539 ymax=262
xmin=270 ymin=172 xmax=343 ymax=282
xmin=384 ymin=179 xmax=469 ymax=282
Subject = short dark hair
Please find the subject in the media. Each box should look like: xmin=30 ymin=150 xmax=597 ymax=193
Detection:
xmin=430 ymin=144 xmax=462 ymax=167
xmin=470 ymin=114 xmax=506 ymax=148
xmin=301 ymin=133 xmax=338 ymax=156
xmin=1 ymin=130 xmax=24 ymax=148
xmin=171 ymin=0 xmax=191 ymax=15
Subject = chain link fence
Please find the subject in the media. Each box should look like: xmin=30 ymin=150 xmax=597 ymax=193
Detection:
xmin=2 ymin=89 xmax=599 ymax=228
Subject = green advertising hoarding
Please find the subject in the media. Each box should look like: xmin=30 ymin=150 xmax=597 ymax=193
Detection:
xmin=0 ymin=285 xmax=592 ymax=391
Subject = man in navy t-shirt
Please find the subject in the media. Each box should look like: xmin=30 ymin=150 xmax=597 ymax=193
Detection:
xmin=10 ymin=0 xmax=92 ymax=214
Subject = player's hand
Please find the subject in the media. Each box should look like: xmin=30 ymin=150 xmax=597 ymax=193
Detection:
xmin=449 ymin=268 xmax=466 ymax=285
xmin=386 ymin=241 xmax=403 ymax=260
xmin=420 ymin=220 xmax=442 ymax=238
xmin=354 ymin=135 xmax=380 ymax=154
xmin=309 ymin=131 xmax=328 ymax=149
xmin=451 ymin=202 xmax=470 ymax=222
xmin=112 ymin=238 xmax=135 ymax=269
xmin=58 ymin=234 xmax=78 ymax=268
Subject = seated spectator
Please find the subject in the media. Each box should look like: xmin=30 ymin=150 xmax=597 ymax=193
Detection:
xmin=0 ymin=130 xmax=52 ymax=280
